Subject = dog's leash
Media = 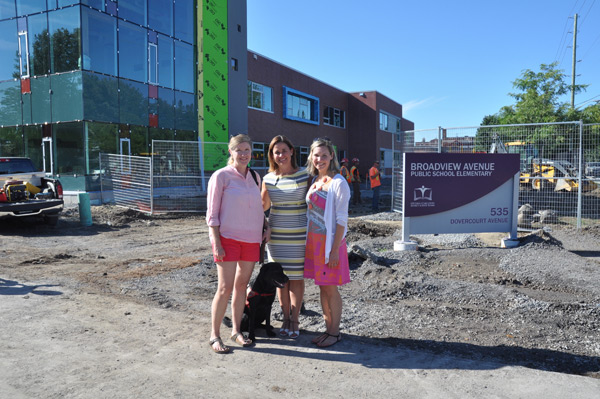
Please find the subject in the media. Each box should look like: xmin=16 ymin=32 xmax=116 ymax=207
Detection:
xmin=245 ymin=290 xmax=275 ymax=307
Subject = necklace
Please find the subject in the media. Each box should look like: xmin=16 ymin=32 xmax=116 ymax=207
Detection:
xmin=312 ymin=175 xmax=331 ymax=191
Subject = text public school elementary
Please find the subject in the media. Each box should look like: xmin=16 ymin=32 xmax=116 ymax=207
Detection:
xmin=410 ymin=162 xmax=496 ymax=177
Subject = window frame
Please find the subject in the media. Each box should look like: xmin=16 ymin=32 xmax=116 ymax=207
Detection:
xmin=282 ymin=86 xmax=319 ymax=125
xmin=252 ymin=142 xmax=267 ymax=169
xmin=323 ymin=105 xmax=345 ymax=128
xmin=247 ymin=80 xmax=273 ymax=113
xmin=18 ymin=30 xmax=30 ymax=79
xmin=148 ymin=42 xmax=158 ymax=84
xmin=379 ymin=111 xmax=389 ymax=131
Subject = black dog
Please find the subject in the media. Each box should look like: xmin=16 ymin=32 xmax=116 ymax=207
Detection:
xmin=241 ymin=262 xmax=289 ymax=342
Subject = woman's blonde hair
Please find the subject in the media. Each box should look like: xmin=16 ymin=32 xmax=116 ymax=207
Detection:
xmin=227 ymin=134 xmax=253 ymax=165
xmin=267 ymin=135 xmax=298 ymax=173
xmin=306 ymin=138 xmax=340 ymax=176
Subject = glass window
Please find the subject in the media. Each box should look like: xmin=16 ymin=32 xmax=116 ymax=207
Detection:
xmin=157 ymin=34 xmax=173 ymax=88
xmin=55 ymin=122 xmax=85 ymax=175
xmin=119 ymin=78 xmax=148 ymax=126
xmin=31 ymin=75 xmax=51 ymax=123
xmin=0 ymin=127 xmax=24 ymax=156
xmin=247 ymin=81 xmax=272 ymax=112
xmin=81 ymin=0 xmax=104 ymax=11
xmin=174 ymin=130 xmax=196 ymax=141
xmin=118 ymin=20 xmax=147 ymax=82
xmin=0 ymin=1 xmax=16 ymax=20
xmin=174 ymin=41 xmax=193 ymax=92
xmin=323 ymin=106 xmax=345 ymax=128
xmin=83 ymin=71 xmax=119 ymax=122
xmin=24 ymin=125 xmax=42 ymax=167
xmin=129 ymin=125 xmax=148 ymax=156
xmin=283 ymin=86 xmax=319 ymax=125
xmin=16 ymin=0 xmax=46 ymax=16
xmin=148 ymin=42 xmax=157 ymax=84
xmin=118 ymin=0 xmax=146 ymax=26
xmin=148 ymin=0 xmax=172 ymax=36
xmin=379 ymin=112 xmax=388 ymax=131
xmin=174 ymin=90 xmax=195 ymax=131
xmin=158 ymin=87 xmax=174 ymax=129
xmin=58 ymin=0 xmax=79 ymax=7
xmin=149 ymin=127 xmax=173 ymax=142
xmin=174 ymin=0 xmax=193 ymax=43
xmin=48 ymin=7 xmax=81 ymax=73
xmin=51 ymin=71 xmax=83 ymax=122
xmin=252 ymin=142 xmax=266 ymax=168
xmin=18 ymin=31 xmax=29 ymax=78
xmin=86 ymin=122 xmax=117 ymax=172
xmin=0 ymin=19 xmax=18 ymax=81
xmin=82 ymin=7 xmax=116 ymax=75
xmin=0 ymin=80 xmax=22 ymax=125
xmin=298 ymin=146 xmax=309 ymax=167
xmin=28 ymin=13 xmax=50 ymax=76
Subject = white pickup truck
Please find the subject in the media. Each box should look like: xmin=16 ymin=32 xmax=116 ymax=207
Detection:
xmin=0 ymin=157 xmax=64 ymax=225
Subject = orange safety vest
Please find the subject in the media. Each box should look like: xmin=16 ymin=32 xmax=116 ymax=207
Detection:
xmin=350 ymin=166 xmax=361 ymax=183
xmin=340 ymin=165 xmax=351 ymax=184
xmin=369 ymin=166 xmax=381 ymax=188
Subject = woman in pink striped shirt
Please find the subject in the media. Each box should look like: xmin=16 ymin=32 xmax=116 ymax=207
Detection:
xmin=206 ymin=134 xmax=269 ymax=354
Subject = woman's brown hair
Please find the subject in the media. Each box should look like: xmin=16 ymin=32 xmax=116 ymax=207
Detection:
xmin=267 ymin=135 xmax=298 ymax=173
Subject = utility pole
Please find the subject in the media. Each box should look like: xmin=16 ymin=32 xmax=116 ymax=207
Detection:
xmin=571 ymin=13 xmax=578 ymax=108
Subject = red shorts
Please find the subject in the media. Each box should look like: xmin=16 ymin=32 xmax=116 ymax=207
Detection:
xmin=214 ymin=235 xmax=260 ymax=263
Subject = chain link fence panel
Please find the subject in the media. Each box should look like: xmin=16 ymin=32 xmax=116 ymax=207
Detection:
xmin=393 ymin=122 xmax=600 ymax=230
xmin=150 ymin=140 xmax=204 ymax=213
xmin=99 ymin=153 xmax=152 ymax=212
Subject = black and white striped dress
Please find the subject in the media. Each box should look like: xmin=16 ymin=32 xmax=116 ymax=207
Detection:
xmin=264 ymin=168 xmax=310 ymax=280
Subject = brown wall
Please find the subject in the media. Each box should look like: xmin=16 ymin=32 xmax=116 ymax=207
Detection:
xmin=247 ymin=51 xmax=348 ymax=156
xmin=247 ymin=51 xmax=413 ymax=177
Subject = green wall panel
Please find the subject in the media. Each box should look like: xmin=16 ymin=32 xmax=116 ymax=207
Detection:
xmin=32 ymin=76 xmax=52 ymax=124
xmin=0 ymin=80 xmax=22 ymax=126
xmin=51 ymin=72 xmax=83 ymax=122
xmin=201 ymin=0 xmax=229 ymax=169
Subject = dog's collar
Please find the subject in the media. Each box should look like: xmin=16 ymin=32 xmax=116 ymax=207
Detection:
xmin=247 ymin=290 xmax=275 ymax=299
xmin=245 ymin=289 xmax=275 ymax=308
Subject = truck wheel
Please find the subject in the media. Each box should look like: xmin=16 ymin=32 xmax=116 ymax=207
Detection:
xmin=44 ymin=215 xmax=59 ymax=226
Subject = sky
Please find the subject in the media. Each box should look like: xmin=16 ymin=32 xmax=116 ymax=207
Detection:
xmin=246 ymin=0 xmax=600 ymax=131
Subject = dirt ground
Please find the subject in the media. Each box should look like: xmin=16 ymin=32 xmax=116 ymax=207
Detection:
xmin=1 ymin=203 xmax=600 ymax=398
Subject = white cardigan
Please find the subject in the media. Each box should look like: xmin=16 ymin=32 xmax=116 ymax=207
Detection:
xmin=306 ymin=174 xmax=351 ymax=263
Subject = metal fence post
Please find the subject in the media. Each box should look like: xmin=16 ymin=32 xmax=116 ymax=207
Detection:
xmin=577 ymin=120 xmax=583 ymax=229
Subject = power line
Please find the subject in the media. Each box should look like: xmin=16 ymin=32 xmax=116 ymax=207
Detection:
xmin=575 ymin=94 xmax=600 ymax=108
xmin=581 ymin=32 xmax=600 ymax=60
xmin=578 ymin=0 xmax=597 ymax=27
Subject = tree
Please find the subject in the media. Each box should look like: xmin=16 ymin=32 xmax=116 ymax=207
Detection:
xmin=481 ymin=62 xmax=594 ymax=125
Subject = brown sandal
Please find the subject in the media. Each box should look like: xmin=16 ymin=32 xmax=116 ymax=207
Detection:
xmin=316 ymin=333 xmax=341 ymax=348
xmin=311 ymin=332 xmax=328 ymax=344
xmin=209 ymin=337 xmax=230 ymax=354
xmin=231 ymin=332 xmax=253 ymax=347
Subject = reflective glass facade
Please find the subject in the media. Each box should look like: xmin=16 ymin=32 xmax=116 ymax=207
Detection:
xmin=0 ymin=1 xmax=197 ymax=191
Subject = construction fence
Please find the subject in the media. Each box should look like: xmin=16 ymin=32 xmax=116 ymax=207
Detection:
xmin=100 ymin=140 xmax=204 ymax=213
xmin=392 ymin=121 xmax=600 ymax=229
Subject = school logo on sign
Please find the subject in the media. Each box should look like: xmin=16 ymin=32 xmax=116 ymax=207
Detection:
xmin=414 ymin=185 xmax=432 ymax=201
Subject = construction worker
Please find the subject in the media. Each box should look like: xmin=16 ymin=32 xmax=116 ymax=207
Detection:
xmin=350 ymin=158 xmax=361 ymax=205
xmin=340 ymin=158 xmax=351 ymax=185
xmin=369 ymin=160 xmax=381 ymax=212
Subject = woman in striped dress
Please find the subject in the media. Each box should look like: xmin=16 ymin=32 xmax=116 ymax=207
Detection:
xmin=261 ymin=135 xmax=309 ymax=339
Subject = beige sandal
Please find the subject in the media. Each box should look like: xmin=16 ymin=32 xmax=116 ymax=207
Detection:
xmin=209 ymin=337 xmax=230 ymax=354
xmin=231 ymin=332 xmax=253 ymax=347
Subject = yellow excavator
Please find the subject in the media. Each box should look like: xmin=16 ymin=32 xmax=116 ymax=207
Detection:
xmin=490 ymin=138 xmax=597 ymax=192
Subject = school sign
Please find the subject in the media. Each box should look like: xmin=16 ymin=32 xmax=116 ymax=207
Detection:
xmin=398 ymin=153 xmax=521 ymax=249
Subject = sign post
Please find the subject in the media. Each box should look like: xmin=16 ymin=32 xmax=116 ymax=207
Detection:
xmin=395 ymin=153 xmax=521 ymax=251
